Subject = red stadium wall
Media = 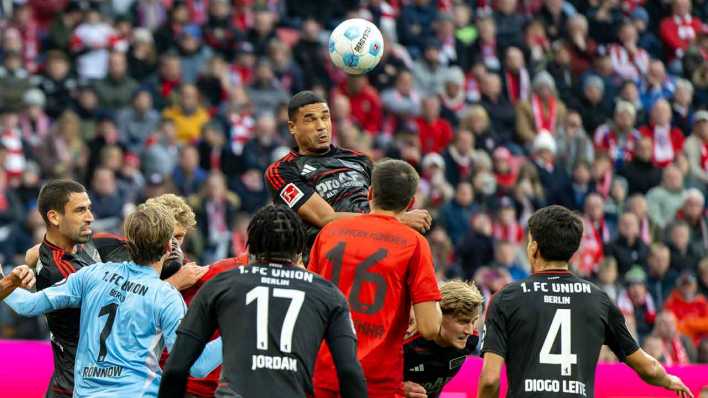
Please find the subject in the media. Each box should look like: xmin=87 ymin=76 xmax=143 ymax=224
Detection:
xmin=1 ymin=340 xmax=706 ymax=397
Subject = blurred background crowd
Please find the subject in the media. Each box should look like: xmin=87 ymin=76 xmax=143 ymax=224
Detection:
xmin=0 ymin=0 xmax=706 ymax=365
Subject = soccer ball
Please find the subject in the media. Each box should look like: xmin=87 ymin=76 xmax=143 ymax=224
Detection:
xmin=328 ymin=18 xmax=384 ymax=75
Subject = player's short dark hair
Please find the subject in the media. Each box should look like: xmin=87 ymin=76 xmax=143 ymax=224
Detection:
xmin=371 ymin=159 xmax=419 ymax=212
xmin=247 ymin=205 xmax=306 ymax=263
xmin=288 ymin=90 xmax=326 ymax=121
xmin=37 ymin=180 xmax=87 ymax=224
xmin=527 ymin=205 xmax=583 ymax=262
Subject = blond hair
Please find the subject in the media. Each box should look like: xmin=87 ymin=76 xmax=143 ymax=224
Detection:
xmin=124 ymin=203 xmax=175 ymax=265
xmin=440 ymin=280 xmax=484 ymax=320
xmin=145 ymin=193 xmax=196 ymax=229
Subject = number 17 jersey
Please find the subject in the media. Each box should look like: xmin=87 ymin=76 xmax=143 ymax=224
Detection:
xmin=481 ymin=270 xmax=639 ymax=397
xmin=308 ymin=214 xmax=441 ymax=397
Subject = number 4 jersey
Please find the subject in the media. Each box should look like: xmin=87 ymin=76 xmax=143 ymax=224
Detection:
xmin=481 ymin=270 xmax=639 ymax=397
xmin=308 ymin=213 xmax=441 ymax=397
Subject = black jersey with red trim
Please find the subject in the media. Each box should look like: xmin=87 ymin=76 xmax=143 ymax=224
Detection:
xmin=481 ymin=270 xmax=639 ymax=397
xmin=265 ymin=145 xmax=372 ymax=243
xmin=35 ymin=233 xmax=129 ymax=398
xmin=403 ymin=332 xmax=478 ymax=398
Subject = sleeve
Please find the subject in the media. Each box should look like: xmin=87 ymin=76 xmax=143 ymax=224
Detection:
xmin=174 ymin=280 xmax=219 ymax=345
xmin=326 ymin=290 xmax=367 ymax=398
xmin=5 ymin=267 xmax=87 ymax=316
xmin=159 ymin=287 xmax=188 ymax=352
xmin=265 ymin=160 xmax=315 ymax=211
xmin=604 ymin=298 xmax=640 ymax=361
xmin=307 ymin=232 xmax=324 ymax=275
xmin=480 ymin=292 xmax=508 ymax=358
xmin=407 ymin=237 xmax=441 ymax=305
xmin=189 ymin=337 xmax=223 ymax=378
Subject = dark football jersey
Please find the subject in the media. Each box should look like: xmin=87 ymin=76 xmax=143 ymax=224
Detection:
xmin=265 ymin=145 xmax=373 ymax=245
xmin=481 ymin=270 xmax=639 ymax=398
xmin=403 ymin=333 xmax=478 ymax=398
xmin=178 ymin=263 xmax=358 ymax=397
xmin=35 ymin=233 xmax=128 ymax=398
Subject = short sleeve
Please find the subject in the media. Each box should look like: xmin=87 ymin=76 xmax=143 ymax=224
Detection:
xmin=480 ymin=292 xmax=508 ymax=358
xmin=604 ymin=299 xmax=640 ymax=361
xmin=407 ymin=236 xmax=441 ymax=305
xmin=176 ymin=278 xmax=220 ymax=345
xmin=266 ymin=160 xmax=315 ymax=211
xmin=159 ymin=286 xmax=188 ymax=351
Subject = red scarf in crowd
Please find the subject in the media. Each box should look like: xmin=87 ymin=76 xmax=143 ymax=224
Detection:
xmin=700 ymin=142 xmax=708 ymax=172
xmin=505 ymin=69 xmax=529 ymax=105
xmin=662 ymin=335 xmax=690 ymax=366
xmin=492 ymin=222 xmax=524 ymax=244
xmin=531 ymin=94 xmax=557 ymax=133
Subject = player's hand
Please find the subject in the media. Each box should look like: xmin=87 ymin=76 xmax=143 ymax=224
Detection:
xmin=166 ymin=263 xmax=208 ymax=291
xmin=25 ymin=244 xmax=40 ymax=268
xmin=402 ymin=381 xmax=427 ymax=398
xmin=399 ymin=209 xmax=432 ymax=234
xmin=665 ymin=375 xmax=693 ymax=398
xmin=165 ymin=238 xmax=184 ymax=265
xmin=9 ymin=265 xmax=35 ymax=289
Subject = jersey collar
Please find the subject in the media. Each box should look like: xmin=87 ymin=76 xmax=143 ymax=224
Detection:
xmin=533 ymin=268 xmax=572 ymax=275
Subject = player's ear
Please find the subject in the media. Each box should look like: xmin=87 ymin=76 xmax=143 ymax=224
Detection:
xmin=287 ymin=119 xmax=296 ymax=136
xmin=47 ymin=210 xmax=61 ymax=228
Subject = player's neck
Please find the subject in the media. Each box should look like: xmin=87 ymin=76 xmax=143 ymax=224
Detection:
xmin=532 ymin=260 xmax=569 ymax=274
xmin=369 ymin=207 xmax=400 ymax=218
xmin=45 ymin=229 xmax=78 ymax=254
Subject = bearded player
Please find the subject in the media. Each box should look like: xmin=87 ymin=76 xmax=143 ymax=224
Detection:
xmin=308 ymin=159 xmax=442 ymax=398
xmin=266 ymin=91 xmax=431 ymax=250
xmin=402 ymin=280 xmax=484 ymax=398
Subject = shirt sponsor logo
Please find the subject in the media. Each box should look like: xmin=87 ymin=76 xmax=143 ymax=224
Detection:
xmin=409 ymin=364 xmax=425 ymax=372
xmin=280 ymin=183 xmax=304 ymax=208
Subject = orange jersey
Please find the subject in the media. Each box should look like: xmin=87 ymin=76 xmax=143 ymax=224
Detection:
xmin=308 ymin=214 xmax=441 ymax=397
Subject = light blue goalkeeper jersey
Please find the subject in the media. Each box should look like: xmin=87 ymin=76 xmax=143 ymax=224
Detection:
xmin=5 ymin=261 xmax=221 ymax=398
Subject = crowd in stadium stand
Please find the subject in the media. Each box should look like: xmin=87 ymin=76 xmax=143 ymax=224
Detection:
xmin=0 ymin=0 xmax=707 ymax=364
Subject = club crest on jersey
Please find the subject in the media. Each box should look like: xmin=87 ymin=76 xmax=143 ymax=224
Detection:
xmin=280 ymin=183 xmax=304 ymax=208
xmin=301 ymin=164 xmax=317 ymax=175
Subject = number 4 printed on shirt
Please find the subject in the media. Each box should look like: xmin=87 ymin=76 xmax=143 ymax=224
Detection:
xmin=539 ymin=308 xmax=577 ymax=376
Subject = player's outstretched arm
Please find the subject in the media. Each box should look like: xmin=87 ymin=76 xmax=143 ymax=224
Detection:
xmin=0 ymin=265 xmax=35 ymax=301
xmin=477 ymin=352 xmax=504 ymax=398
xmin=4 ymin=265 xmax=84 ymax=315
xmin=412 ymin=301 xmax=442 ymax=340
xmin=159 ymin=333 xmax=208 ymax=397
xmin=189 ymin=337 xmax=223 ymax=378
xmin=625 ymin=349 xmax=694 ymax=398
xmin=297 ymin=194 xmax=360 ymax=228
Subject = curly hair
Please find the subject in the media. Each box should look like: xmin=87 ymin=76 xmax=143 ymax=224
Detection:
xmin=145 ymin=193 xmax=196 ymax=230
xmin=247 ymin=205 xmax=306 ymax=264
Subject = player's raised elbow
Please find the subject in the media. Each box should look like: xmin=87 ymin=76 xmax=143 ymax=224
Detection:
xmin=413 ymin=301 xmax=442 ymax=340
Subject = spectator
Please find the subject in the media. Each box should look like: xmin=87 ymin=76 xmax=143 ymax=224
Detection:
xmin=574 ymin=193 xmax=613 ymax=276
xmin=397 ymin=0 xmax=437 ymax=57
xmin=554 ymin=161 xmax=594 ymax=211
xmin=501 ymin=47 xmax=530 ymax=105
xmin=246 ymin=7 xmax=277 ymax=57
xmin=646 ymin=243 xmax=679 ymax=308
xmin=70 ymin=7 xmax=119 ymax=80
xmin=162 ymin=83 xmax=210 ymax=144
xmin=494 ymin=0 xmax=525 ymax=49
xmin=594 ymin=101 xmax=641 ymax=169
xmin=618 ymin=79 xmax=648 ymax=126
xmin=587 ymin=0 xmax=624 ymax=45
xmin=605 ymin=212 xmax=650 ymax=275
xmin=230 ymin=169 xmax=269 ymax=214
xmin=89 ymin=168 xmax=126 ymax=233
xmin=202 ymin=0 xmax=241 ymax=60
xmin=566 ymin=14 xmax=597 ymax=76
xmin=674 ymin=188 xmax=708 ymax=260
xmin=632 ymin=7 xmax=663 ymax=59
xmin=579 ymin=75 xmax=611 ymax=135
xmin=441 ymin=130 xmax=476 ymax=190
xmin=33 ymin=50 xmax=76 ymax=119
xmin=659 ymin=0 xmax=703 ymax=68
xmin=493 ymin=240 xmax=528 ymax=281
xmin=620 ymin=136 xmax=663 ymax=195
xmin=665 ymin=271 xmax=708 ymax=344
xmin=646 ymin=165 xmax=687 ymax=230
xmin=531 ymin=132 xmax=567 ymax=196
xmin=546 ymin=41 xmax=576 ymax=106
xmin=665 ymin=220 xmax=701 ymax=273
xmin=416 ymin=97 xmax=453 ymax=155
xmin=511 ymin=163 xmax=546 ymax=223
xmin=141 ymin=118 xmax=179 ymax=178
xmin=19 ymin=88 xmax=50 ymax=156
xmin=471 ymin=16 xmax=501 ymax=73
xmin=336 ymin=75 xmax=382 ymax=135
xmin=149 ymin=53 xmax=184 ymax=111
xmin=492 ymin=147 xmax=519 ymax=195
xmin=191 ymin=171 xmax=240 ymax=264
xmin=438 ymin=66 xmax=466 ymax=126
xmin=117 ymin=89 xmax=160 ymax=154
xmin=640 ymin=99 xmax=686 ymax=168
xmin=682 ymin=110 xmax=708 ymax=190
xmin=172 ymin=145 xmax=208 ymax=197
xmin=555 ymin=111 xmax=594 ymax=175
xmin=195 ymin=56 xmax=232 ymax=110
xmin=127 ymin=28 xmax=158 ymax=82
xmin=479 ymin=73 xmax=516 ymax=145
xmin=650 ymin=310 xmax=697 ymax=365
xmin=606 ymin=20 xmax=650 ymax=81
xmin=94 ymin=51 xmax=139 ymax=111
xmin=640 ymin=60 xmax=676 ymax=112
xmin=618 ymin=266 xmax=657 ymax=339
xmin=412 ymin=38 xmax=449 ymax=97
xmin=419 ymin=153 xmax=454 ymax=209
xmin=597 ymin=257 xmax=623 ymax=303
xmin=438 ymin=181 xmax=478 ymax=247
xmin=246 ymin=59 xmax=289 ymax=116
xmin=197 ymin=122 xmax=230 ymax=173
xmin=698 ymin=258 xmax=708 ymax=298
xmin=457 ymin=212 xmax=495 ymax=280
xmin=242 ymin=113 xmax=280 ymax=172
xmin=0 ymin=51 xmax=31 ymax=112
xmin=381 ymin=70 xmax=421 ymax=121
xmin=292 ymin=19 xmax=331 ymax=90
xmin=492 ymin=198 xmax=524 ymax=245
xmin=672 ymin=79 xmax=695 ymax=136
xmin=516 ymin=71 xmax=567 ymax=146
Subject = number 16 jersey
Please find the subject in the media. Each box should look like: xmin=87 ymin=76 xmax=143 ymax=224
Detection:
xmin=481 ymin=270 xmax=639 ymax=397
xmin=308 ymin=214 xmax=441 ymax=397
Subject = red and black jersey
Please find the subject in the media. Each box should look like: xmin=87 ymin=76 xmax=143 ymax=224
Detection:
xmin=403 ymin=332 xmax=478 ymax=398
xmin=265 ymin=145 xmax=373 ymax=245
